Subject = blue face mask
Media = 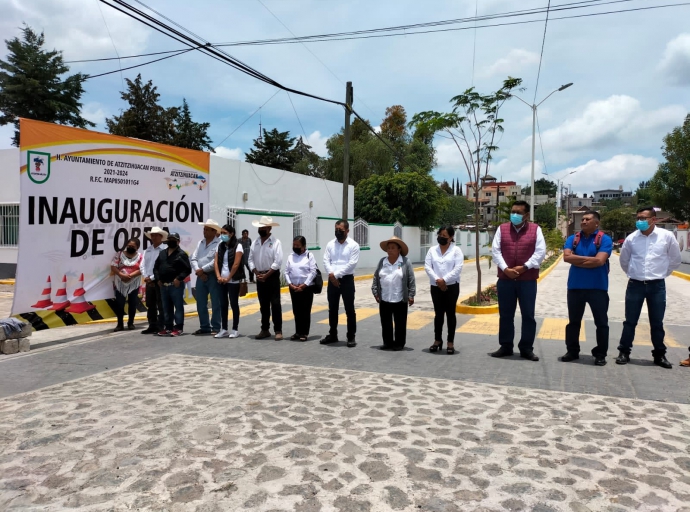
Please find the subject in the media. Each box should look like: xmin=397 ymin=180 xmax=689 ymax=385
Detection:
xmin=510 ymin=213 xmax=524 ymax=226
xmin=220 ymin=234 xmax=230 ymax=243
xmin=636 ymin=220 xmax=650 ymax=232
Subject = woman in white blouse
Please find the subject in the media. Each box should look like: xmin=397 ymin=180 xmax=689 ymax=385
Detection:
xmin=214 ymin=224 xmax=245 ymax=338
xmin=371 ymin=236 xmax=416 ymax=351
xmin=285 ymin=236 xmax=317 ymax=341
xmin=424 ymin=225 xmax=464 ymax=354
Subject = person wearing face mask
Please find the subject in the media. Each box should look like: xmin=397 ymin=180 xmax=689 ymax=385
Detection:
xmin=616 ymin=206 xmax=681 ymax=369
xmin=214 ymin=225 xmax=245 ymax=338
xmin=285 ymin=236 xmax=317 ymax=341
xmin=191 ymin=219 xmax=222 ymax=335
xmin=322 ymin=220 xmax=360 ymax=347
xmin=110 ymin=237 xmax=144 ymax=332
xmin=153 ymin=232 xmax=192 ymax=337
xmin=490 ymin=200 xmax=546 ymax=361
xmin=424 ymin=226 xmax=464 ymax=354
xmin=248 ymin=216 xmax=284 ymax=340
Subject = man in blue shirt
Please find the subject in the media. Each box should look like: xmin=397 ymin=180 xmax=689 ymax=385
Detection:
xmin=561 ymin=211 xmax=613 ymax=366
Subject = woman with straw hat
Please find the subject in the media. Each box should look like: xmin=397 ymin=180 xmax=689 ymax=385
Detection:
xmin=371 ymin=236 xmax=416 ymax=351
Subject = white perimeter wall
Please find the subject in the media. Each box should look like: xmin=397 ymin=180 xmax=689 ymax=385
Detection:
xmin=0 ymin=149 xmax=20 ymax=264
xmin=676 ymin=229 xmax=690 ymax=264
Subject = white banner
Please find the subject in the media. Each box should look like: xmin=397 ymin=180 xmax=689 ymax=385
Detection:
xmin=12 ymin=119 xmax=210 ymax=328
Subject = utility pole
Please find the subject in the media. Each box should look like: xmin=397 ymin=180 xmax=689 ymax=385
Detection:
xmin=341 ymin=81 xmax=353 ymax=221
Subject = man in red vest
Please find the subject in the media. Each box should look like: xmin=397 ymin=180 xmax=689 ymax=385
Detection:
xmin=489 ymin=200 xmax=546 ymax=361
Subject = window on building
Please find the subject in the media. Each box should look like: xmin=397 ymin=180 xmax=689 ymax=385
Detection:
xmin=0 ymin=204 xmax=19 ymax=247
xmin=485 ymin=192 xmax=492 ymax=197
xmin=498 ymin=192 xmax=504 ymax=196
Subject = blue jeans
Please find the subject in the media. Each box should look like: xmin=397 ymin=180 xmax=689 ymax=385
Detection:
xmin=618 ymin=279 xmax=667 ymax=356
xmin=195 ymin=273 xmax=221 ymax=332
xmin=497 ymin=279 xmax=538 ymax=353
xmin=566 ymin=289 xmax=609 ymax=357
xmin=161 ymin=284 xmax=185 ymax=331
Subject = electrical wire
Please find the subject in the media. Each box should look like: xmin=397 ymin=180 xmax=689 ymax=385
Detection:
xmin=85 ymin=47 xmax=196 ymax=79
xmin=213 ymin=89 xmax=281 ymax=150
xmin=95 ymin=0 xmax=125 ymax=90
xmin=533 ymin=0 xmax=552 ymax=103
xmin=66 ymin=48 xmax=183 ymax=64
xmin=255 ymin=0 xmax=380 ymax=123
xmin=286 ymin=92 xmax=308 ymax=140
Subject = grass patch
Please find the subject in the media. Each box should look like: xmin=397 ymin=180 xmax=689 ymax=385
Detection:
xmin=540 ymin=252 xmax=562 ymax=272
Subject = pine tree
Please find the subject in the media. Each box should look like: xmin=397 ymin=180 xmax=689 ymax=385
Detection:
xmin=173 ymin=98 xmax=214 ymax=152
xmin=0 ymin=25 xmax=93 ymax=146
xmin=245 ymin=128 xmax=297 ymax=171
xmin=451 ymin=178 xmax=456 ymax=196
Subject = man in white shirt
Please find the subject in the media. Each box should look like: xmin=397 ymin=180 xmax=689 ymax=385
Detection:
xmin=322 ymin=220 xmax=360 ymax=347
xmin=489 ymin=201 xmax=546 ymax=361
xmin=248 ymin=216 xmax=284 ymax=340
xmin=616 ymin=206 xmax=681 ymax=369
xmin=191 ymin=219 xmax=221 ymax=335
xmin=141 ymin=227 xmax=168 ymax=334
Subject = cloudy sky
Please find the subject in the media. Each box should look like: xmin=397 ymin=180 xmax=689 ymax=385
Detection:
xmin=1 ymin=0 xmax=689 ymax=196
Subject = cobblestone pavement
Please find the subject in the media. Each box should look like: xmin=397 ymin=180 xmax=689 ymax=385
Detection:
xmin=1 ymin=354 xmax=689 ymax=511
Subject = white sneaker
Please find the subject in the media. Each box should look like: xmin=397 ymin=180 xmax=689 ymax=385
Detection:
xmin=228 ymin=330 xmax=239 ymax=338
xmin=214 ymin=329 xmax=228 ymax=338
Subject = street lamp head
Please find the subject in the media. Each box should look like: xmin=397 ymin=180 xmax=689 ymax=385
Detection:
xmin=558 ymin=83 xmax=574 ymax=91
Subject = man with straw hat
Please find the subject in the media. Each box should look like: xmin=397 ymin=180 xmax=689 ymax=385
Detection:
xmin=248 ymin=216 xmax=284 ymax=340
xmin=191 ymin=219 xmax=222 ymax=335
xmin=141 ymin=227 xmax=168 ymax=334
xmin=371 ymin=236 xmax=416 ymax=351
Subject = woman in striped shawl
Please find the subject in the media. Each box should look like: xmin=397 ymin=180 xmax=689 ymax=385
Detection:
xmin=110 ymin=237 xmax=144 ymax=331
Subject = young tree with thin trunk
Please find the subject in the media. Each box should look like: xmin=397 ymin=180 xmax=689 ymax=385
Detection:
xmin=410 ymin=77 xmax=523 ymax=303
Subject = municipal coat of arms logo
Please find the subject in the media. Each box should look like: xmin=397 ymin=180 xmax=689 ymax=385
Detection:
xmin=27 ymin=151 xmax=51 ymax=184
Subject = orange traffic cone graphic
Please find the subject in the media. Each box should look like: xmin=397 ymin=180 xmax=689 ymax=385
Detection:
xmin=65 ymin=273 xmax=95 ymax=314
xmin=48 ymin=275 xmax=71 ymax=311
xmin=31 ymin=275 xmax=53 ymax=309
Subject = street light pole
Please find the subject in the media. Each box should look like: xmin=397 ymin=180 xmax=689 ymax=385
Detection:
xmin=514 ymin=83 xmax=573 ymax=221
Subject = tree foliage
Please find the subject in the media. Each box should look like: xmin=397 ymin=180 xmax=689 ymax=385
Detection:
xmin=246 ymin=128 xmax=298 ymax=171
xmin=354 ymin=172 xmax=444 ymax=229
xmin=534 ymin=204 xmax=556 ymax=229
xmin=522 ymin=178 xmax=557 ymax=197
xmin=0 ymin=25 xmax=93 ymax=146
xmin=105 ymin=74 xmax=213 ymax=151
xmin=544 ymin=228 xmax=565 ymax=256
xmin=409 ymin=77 xmax=523 ymax=302
xmin=649 ymin=114 xmax=690 ymax=220
xmin=600 ymin=208 xmax=636 ymax=239
xmin=291 ymin=137 xmax=325 ymax=178
xmin=437 ymin=195 xmax=473 ymax=226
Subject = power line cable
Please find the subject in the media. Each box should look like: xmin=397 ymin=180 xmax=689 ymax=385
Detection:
xmin=255 ymin=0 xmax=380 ymax=121
xmin=66 ymin=48 xmax=182 ymax=63
xmin=286 ymin=91 xmax=308 ymax=140
xmin=95 ymin=0 xmax=125 ymax=90
xmin=86 ymin=47 xmax=196 ymax=79
xmin=533 ymin=0 xmax=552 ymax=103
xmin=214 ymin=89 xmax=281 ymax=150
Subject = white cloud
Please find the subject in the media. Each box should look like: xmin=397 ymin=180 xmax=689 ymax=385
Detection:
xmin=81 ymin=102 xmax=108 ymax=127
xmin=480 ymin=49 xmax=540 ymax=78
xmin=215 ymin=146 xmax=243 ymax=161
xmin=555 ymin=154 xmax=658 ymax=194
xmin=0 ymin=124 xmax=16 ymax=149
xmin=306 ymin=130 xmax=329 ymax=157
xmin=658 ymin=33 xmax=690 ymax=86
xmin=538 ymin=95 xmax=685 ymax=163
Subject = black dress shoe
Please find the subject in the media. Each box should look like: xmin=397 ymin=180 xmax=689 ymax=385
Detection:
xmin=560 ymin=352 xmax=580 ymax=362
xmin=347 ymin=339 xmax=357 ymax=348
xmin=379 ymin=345 xmax=392 ymax=350
xmin=320 ymin=335 xmax=338 ymax=345
xmin=489 ymin=347 xmax=514 ymax=358
xmin=520 ymin=351 xmax=540 ymax=361
xmin=594 ymin=356 xmax=607 ymax=366
xmin=654 ymin=356 xmax=672 ymax=369
xmin=141 ymin=328 xmax=156 ymax=334
xmin=615 ymin=351 xmax=630 ymax=365
xmin=392 ymin=346 xmax=405 ymax=351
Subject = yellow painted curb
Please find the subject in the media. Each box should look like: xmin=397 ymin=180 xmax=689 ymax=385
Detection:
xmin=672 ymin=270 xmax=690 ymax=282
xmin=455 ymin=253 xmax=562 ymax=315
xmin=537 ymin=253 xmax=563 ymax=284
xmin=0 ymin=279 xmax=15 ymax=285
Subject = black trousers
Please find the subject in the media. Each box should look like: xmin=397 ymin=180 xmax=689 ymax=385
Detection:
xmin=289 ymin=288 xmax=314 ymax=336
xmin=327 ymin=274 xmax=356 ymax=340
xmin=430 ymin=283 xmax=459 ymax=343
xmin=566 ymin=289 xmax=609 ymax=357
xmin=115 ymin=289 xmax=138 ymax=326
xmin=379 ymin=300 xmax=408 ymax=348
xmin=145 ymin=282 xmax=164 ymax=330
xmin=256 ymin=272 xmax=282 ymax=332
xmin=220 ymin=282 xmax=240 ymax=331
